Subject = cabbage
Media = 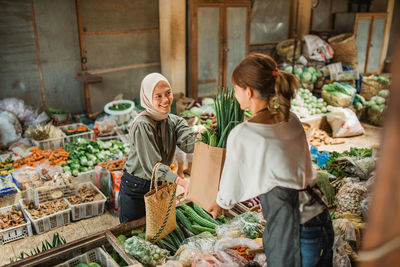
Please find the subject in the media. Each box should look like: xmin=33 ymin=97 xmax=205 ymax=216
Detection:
xmin=378 ymin=90 xmax=389 ymax=99
xmin=311 ymin=74 xmax=317 ymax=83
xmin=284 ymin=66 xmax=293 ymax=73
xmin=295 ymin=67 xmax=303 ymax=76
xmin=307 ymin=67 xmax=316 ymax=74
xmin=189 ymin=107 xmax=204 ymax=116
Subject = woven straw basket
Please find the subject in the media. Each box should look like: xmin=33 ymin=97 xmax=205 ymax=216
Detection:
xmin=144 ymin=163 xmax=177 ymax=243
xmin=328 ymin=33 xmax=358 ymax=69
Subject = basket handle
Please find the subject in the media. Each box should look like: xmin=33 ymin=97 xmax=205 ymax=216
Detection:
xmin=149 ymin=162 xmax=163 ymax=192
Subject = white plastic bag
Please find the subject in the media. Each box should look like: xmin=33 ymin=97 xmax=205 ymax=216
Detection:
xmin=327 ymin=106 xmax=365 ymax=137
xmin=303 ymin=35 xmax=334 ymax=62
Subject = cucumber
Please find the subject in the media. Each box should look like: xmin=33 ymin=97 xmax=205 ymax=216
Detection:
xmin=163 ymin=234 xmax=177 ymax=249
xmin=192 ymin=225 xmax=216 ymax=234
xmin=174 ymin=226 xmax=185 ymax=242
xmin=89 ymin=263 xmax=101 ymax=267
xmin=179 ymin=204 xmax=218 ymax=229
xmin=169 ymin=231 xmax=181 ymax=248
xmin=176 ymin=209 xmax=200 ymax=234
xmin=158 ymin=239 xmax=177 ymax=254
xmin=193 ymin=203 xmax=221 ymax=225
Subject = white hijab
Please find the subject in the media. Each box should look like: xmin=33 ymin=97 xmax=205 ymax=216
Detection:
xmin=140 ymin=73 xmax=171 ymax=121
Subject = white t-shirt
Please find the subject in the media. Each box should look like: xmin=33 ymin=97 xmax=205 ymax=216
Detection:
xmin=216 ymin=112 xmax=324 ymax=224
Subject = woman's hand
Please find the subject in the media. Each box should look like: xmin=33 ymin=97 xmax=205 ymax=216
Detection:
xmin=175 ymin=176 xmax=190 ymax=200
xmin=207 ymin=201 xmax=228 ymax=219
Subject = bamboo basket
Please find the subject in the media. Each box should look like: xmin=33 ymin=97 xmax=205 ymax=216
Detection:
xmin=328 ymin=33 xmax=358 ymax=69
xmin=360 ymin=76 xmax=391 ymax=101
xmin=276 ymin=39 xmax=301 ymax=62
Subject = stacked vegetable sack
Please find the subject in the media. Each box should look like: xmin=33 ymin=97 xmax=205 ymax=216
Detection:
xmin=115 ymin=203 xmax=264 ymax=266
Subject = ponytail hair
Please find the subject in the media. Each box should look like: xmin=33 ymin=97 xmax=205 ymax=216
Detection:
xmin=232 ymin=53 xmax=299 ymax=121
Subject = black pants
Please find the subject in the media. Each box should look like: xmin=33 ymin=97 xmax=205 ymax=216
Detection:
xmin=118 ymin=171 xmax=161 ymax=223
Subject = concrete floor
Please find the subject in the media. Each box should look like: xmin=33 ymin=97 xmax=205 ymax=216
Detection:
xmin=0 ymin=123 xmax=382 ymax=266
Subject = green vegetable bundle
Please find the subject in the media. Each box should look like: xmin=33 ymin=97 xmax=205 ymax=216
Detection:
xmin=124 ymin=236 xmax=169 ymax=266
xmin=63 ymin=138 xmax=130 ymax=176
xmin=198 ymin=88 xmax=244 ymax=148
xmin=322 ymin=83 xmax=357 ymax=98
xmin=109 ymin=103 xmax=131 ymax=111
xmin=232 ymin=212 xmax=266 ymax=239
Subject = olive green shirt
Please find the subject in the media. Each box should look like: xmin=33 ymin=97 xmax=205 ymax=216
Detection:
xmin=124 ymin=114 xmax=196 ymax=183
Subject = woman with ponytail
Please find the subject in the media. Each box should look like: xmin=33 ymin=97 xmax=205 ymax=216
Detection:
xmin=208 ymin=54 xmax=334 ymax=267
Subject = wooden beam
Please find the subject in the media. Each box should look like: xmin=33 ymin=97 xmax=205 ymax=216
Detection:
xmin=75 ymin=73 xmax=103 ymax=84
xmin=30 ymin=0 xmax=47 ymax=111
xmin=85 ymin=28 xmax=159 ymax=35
xmin=380 ymin=0 xmax=395 ymax=73
xmin=85 ymin=62 xmax=161 ymax=75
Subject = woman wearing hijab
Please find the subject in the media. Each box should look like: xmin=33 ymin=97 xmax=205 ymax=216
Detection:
xmin=119 ymin=73 xmax=196 ymax=223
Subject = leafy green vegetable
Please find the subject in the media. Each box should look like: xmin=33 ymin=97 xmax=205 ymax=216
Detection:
xmin=109 ymin=103 xmax=131 ymax=111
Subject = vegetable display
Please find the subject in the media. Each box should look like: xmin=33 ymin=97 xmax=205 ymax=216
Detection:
xmin=309 ymin=128 xmax=345 ymax=146
xmin=23 ymin=199 xmax=69 ymax=220
xmin=63 ymin=138 xmax=129 ymax=176
xmin=13 ymin=147 xmax=69 ymax=169
xmin=63 ymin=125 xmax=90 ymax=136
xmin=0 ymin=155 xmax=14 ymax=176
xmin=97 ymin=158 xmax=126 ymax=171
xmin=0 ymin=206 xmax=25 ymax=230
xmin=291 ymin=88 xmax=328 ymax=117
xmin=26 ymin=124 xmax=64 ymax=141
xmin=68 ymin=184 xmax=104 ymax=205
xmin=198 ymin=89 xmax=244 ymax=148
xmin=366 ymin=89 xmax=389 ymax=126
xmin=109 ymin=103 xmax=132 ymax=111
xmin=28 ymin=168 xmax=74 ymax=189
xmin=124 ymin=236 xmax=169 ymax=266
xmin=283 ymin=66 xmax=322 ymax=83
xmin=322 ymin=83 xmax=357 ymax=99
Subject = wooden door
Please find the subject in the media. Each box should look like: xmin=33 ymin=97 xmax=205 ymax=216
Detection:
xmin=354 ymin=13 xmax=387 ymax=74
xmin=188 ymin=0 xmax=251 ymax=98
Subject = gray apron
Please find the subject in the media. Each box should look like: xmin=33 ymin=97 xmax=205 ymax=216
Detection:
xmin=260 ymin=186 xmax=327 ymax=267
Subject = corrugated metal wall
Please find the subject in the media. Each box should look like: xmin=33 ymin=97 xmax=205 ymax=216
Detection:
xmin=0 ymin=0 xmax=160 ymax=113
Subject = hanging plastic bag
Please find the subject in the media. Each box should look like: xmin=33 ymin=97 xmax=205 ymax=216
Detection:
xmin=303 ymin=35 xmax=334 ymax=62
xmin=0 ymin=98 xmax=39 ymax=126
xmin=327 ymin=106 xmax=365 ymax=137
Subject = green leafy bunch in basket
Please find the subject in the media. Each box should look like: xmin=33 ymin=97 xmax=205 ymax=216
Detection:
xmin=197 ymin=88 xmax=244 ymax=148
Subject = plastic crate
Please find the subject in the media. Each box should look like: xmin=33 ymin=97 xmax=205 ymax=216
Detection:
xmin=66 ymin=182 xmax=107 ymax=221
xmin=0 ymin=204 xmax=33 ymax=245
xmin=54 ymin=247 xmax=119 ymax=267
xmin=61 ymin=123 xmax=95 ymax=144
xmin=0 ymin=174 xmax=20 ymax=198
xmin=30 ymin=133 xmax=66 ymax=150
xmin=23 ymin=183 xmax=76 ymax=206
xmin=20 ymin=198 xmax=71 ymax=234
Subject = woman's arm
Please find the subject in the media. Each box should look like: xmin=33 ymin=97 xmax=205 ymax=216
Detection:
xmin=133 ymin=122 xmax=178 ymax=183
xmin=175 ymin=117 xmax=197 ymax=153
xmin=216 ymin=132 xmax=244 ymax=210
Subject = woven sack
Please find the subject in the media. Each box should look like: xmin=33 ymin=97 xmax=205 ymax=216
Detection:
xmin=144 ymin=162 xmax=177 ymax=243
xmin=360 ymin=76 xmax=390 ymax=101
xmin=276 ymin=39 xmax=301 ymax=62
xmin=322 ymin=91 xmax=353 ymax=107
xmin=328 ymin=33 xmax=358 ymax=69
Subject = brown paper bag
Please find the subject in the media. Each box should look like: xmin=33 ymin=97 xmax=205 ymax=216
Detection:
xmin=188 ymin=141 xmax=226 ymax=211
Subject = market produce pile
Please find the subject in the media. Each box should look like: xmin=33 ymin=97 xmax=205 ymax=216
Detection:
xmin=313 ymin=146 xmax=376 ymax=263
xmin=63 ymin=138 xmax=129 ymax=176
xmin=63 ymin=125 xmax=90 ymax=136
xmin=0 ymin=206 xmax=25 ymax=230
xmin=114 ymin=202 xmax=266 ymax=267
xmin=291 ymin=88 xmax=328 ymax=117
xmin=283 ymin=66 xmax=322 ymax=83
xmin=0 ymin=155 xmax=14 ymax=176
xmin=25 ymin=123 xmax=64 ymax=141
xmin=67 ymin=184 xmax=104 ymax=205
xmin=24 ymin=199 xmax=69 ymax=220
xmin=13 ymin=147 xmax=69 ymax=169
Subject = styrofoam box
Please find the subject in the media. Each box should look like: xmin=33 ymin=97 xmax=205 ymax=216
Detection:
xmin=0 ymin=204 xmax=33 ymax=245
xmin=20 ymin=198 xmax=71 ymax=235
xmin=54 ymin=247 xmax=119 ymax=267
